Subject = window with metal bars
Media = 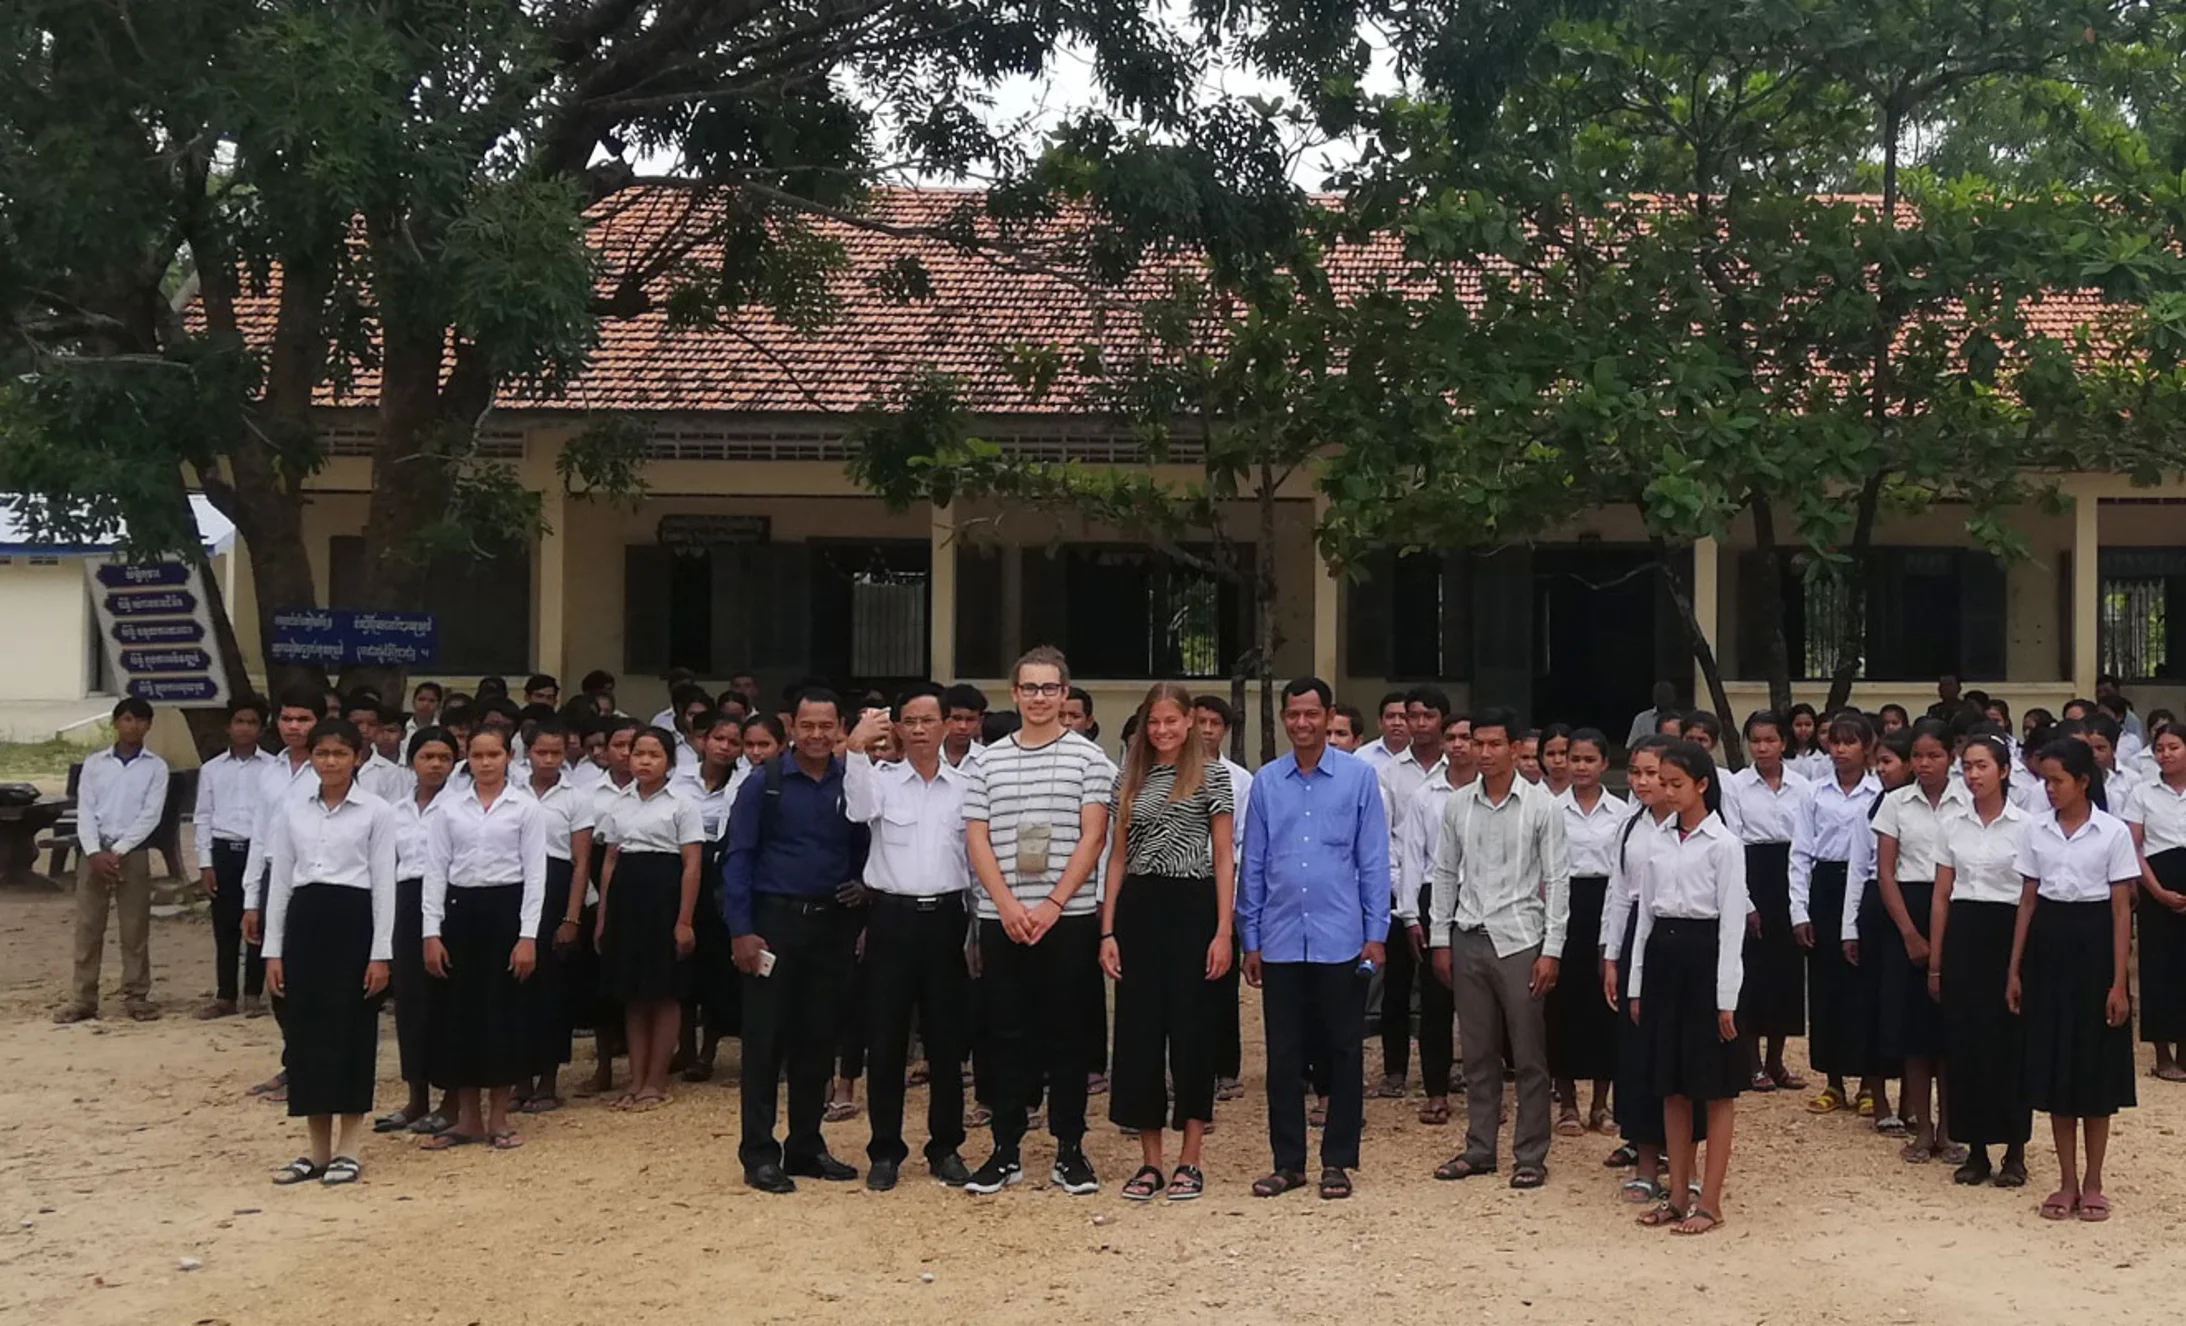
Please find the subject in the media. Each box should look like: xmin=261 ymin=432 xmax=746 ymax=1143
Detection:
xmin=2099 ymin=577 xmax=2168 ymax=681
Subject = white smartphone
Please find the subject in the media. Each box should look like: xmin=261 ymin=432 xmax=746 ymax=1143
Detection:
xmin=756 ymin=949 xmax=777 ymax=977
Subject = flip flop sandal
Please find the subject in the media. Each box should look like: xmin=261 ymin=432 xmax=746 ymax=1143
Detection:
xmin=523 ymin=1095 xmax=564 ymax=1114
xmin=680 ymin=1062 xmax=716 ymax=1084
xmin=1317 ymin=1167 xmax=1352 ymax=1200
xmin=272 ymin=1157 xmax=323 ymax=1185
xmin=1805 ymin=1089 xmax=1845 ymax=1114
xmin=1935 ymin=1141 xmax=1969 ymax=1165
xmin=1434 ymin=1156 xmax=1493 ymax=1181
xmin=421 ymin=1132 xmax=478 ymax=1152
xmin=2151 ymin=1064 xmax=2186 ymax=1082
xmin=1372 ymin=1076 xmax=1408 ymax=1099
xmin=1307 ymin=1101 xmax=1328 ymax=1128
xmin=489 ymin=1130 xmax=524 ymax=1150
xmin=1770 ymin=1069 xmax=1809 ymax=1091
xmin=321 ymin=1156 xmax=362 ymax=1185
xmin=1086 ymin=1073 xmax=1110 ymax=1097
xmin=1120 ymin=1165 xmax=1164 ymax=1200
xmin=2077 ymin=1193 xmax=2112 ymax=1222
xmin=1900 ymin=1140 xmax=1933 ymax=1164
xmin=1748 ymin=1070 xmax=1778 ymax=1093
xmin=905 ymin=1065 xmax=931 ymax=1087
xmin=1589 ymin=1109 xmax=1614 ymax=1135
xmin=965 ymin=1105 xmax=993 ymax=1128
xmin=1636 ymin=1198 xmax=1687 ymax=1227
xmin=2038 ymin=1191 xmax=2077 ymax=1220
xmin=1419 ymin=1101 xmax=1452 ymax=1126
xmin=246 ymin=1072 xmax=288 ymax=1098
xmin=1603 ymin=1143 xmax=1639 ymax=1168
xmin=1855 ymin=1093 xmax=1877 ymax=1118
xmin=407 ymin=1111 xmax=452 ymax=1136
xmin=1215 ymin=1079 xmax=1245 ymax=1102
xmin=1876 ymin=1114 xmax=1911 ymax=1138
xmin=1167 ymin=1165 xmax=1204 ymax=1202
xmin=1621 ymin=1177 xmax=1663 ymax=1203
xmin=262 ymin=1086 xmax=288 ymax=1103
xmin=1251 ymin=1170 xmax=1308 ymax=1198
xmin=1554 ymin=1114 xmax=1586 ymax=1137
xmin=1509 ymin=1166 xmax=1547 ymax=1190
xmin=1671 ymin=1208 xmax=1725 ymax=1236
xmin=822 ymin=1101 xmax=859 ymax=1123
xmin=610 ymin=1093 xmax=639 ymax=1111
xmin=630 ymin=1093 xmax=671 ymax=1112
xmin=373 ymin=1110 xmax=416 ymax=1134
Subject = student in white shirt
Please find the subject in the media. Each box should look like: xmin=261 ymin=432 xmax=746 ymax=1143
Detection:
xmin=844 ymin=685 xmax=977 ymax=1191
xmin=1388 ymin=714 xmax=1470 ymax=1128
xmin=404 ymin=682 xmax=444 ymax=755
xmin=1629 ymin=741 xmax=1748 ymax=1236
xmin=1548 ymin=729 xmax=1626 ymax=1137
xmin=190 ymin=697 xmax=278 ymax=1020
xmin=1356 ymin=691 xmax=1410 ymax=771
xmin=2123 ymin=723 xmax=2186 ymax=1082
xmin=1790 ymin=710 xmax=1884 ymax=1116
xmin=1192 ymin=694 xmax=1252 ymax=1105
xmin=513 ymin=721 xmax=597 ymax=1114
xmin=237 ymin=689 xmax=325 ymax=1099
xmin=593 ymin=727 xmax=705 ymax=1113
xmin=379 ymin=726 xmax=459 ymax=1136
xmin=1844 ymin=726 xmax=1916 ymax=1135
xmin=1722 ymin=710 xmax=1809 ymax=1093
xmin=345 ymin=693 xmax=413 ymax=805
xmin=420 ymin=727 xmax=547 ymax=1152
xmin=55 ymin=698 xmax=170 ymax=1024
xmin=576 ymin=716 xmax=642 ymax=1099
xmin=670 ymin=711 xmax=746 ymax=1087
xmin=1598 ymin=736 xmax=1688 ymax=1199
xmin=263 ymin=717 xmax=397 ymax=1187
xmin=1927 ymin=734 xmax=2032 ymax=1188
xmin=2007 ymin=737 xmax=2139 ymax=1222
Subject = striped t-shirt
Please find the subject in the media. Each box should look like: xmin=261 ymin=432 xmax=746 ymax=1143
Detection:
xmin=1110 ymin=760 xmax=1234 ymax=879
xmin=964 ymin=730 xmax=1116 ymax=917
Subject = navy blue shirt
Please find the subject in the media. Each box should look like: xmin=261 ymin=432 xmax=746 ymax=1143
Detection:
xmin=720 ymin=756 xmax=867 ymax=936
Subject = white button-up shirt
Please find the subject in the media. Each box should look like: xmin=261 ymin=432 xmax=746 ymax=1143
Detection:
xmin=1790 ymin=771 xmax=1881 ymax=926
xmin=1396 ymin=769 xmax=1471 ymax=922
xmin=243 ymin=751 xmax=317 ymax=910
xmin=1630 ymin=812 xmax=1748 ymax=1011
xmin=1936 ymin=801 xmax=2031 ymax=906
xmin=1857 ymin=779 xmax=1973 ymax=931
xmin=1427 ymin=774 xmax=1571 ymax=959
xmin=1601 ymin=807 xmax=1670 ymax=958
xmin=424 ymin=783 xmax=548 ymax=938
xmin=1220 ymin=756 xmax=1253 ymax=860
xmin=596 ymin=781 xmax=705 ymax=853
xmin=261 ymin=785 xmax=398 ymax=961
xmin=843 ymin=750 xmax=971 ymax=896
xmin=1357 ymin=737 xmax=1406 ymax=771
xmin=671 ymin=763 xmax=752 ymax=841
xmin=519 ymin=770 xmax=598 ymax=861
xmin=1559 ymin=786 xmax=1630 ymax=879
xmin=187 ymin=747 xmax=278 ymax=871
xmin=1722 ymin=765 xmax=1810 ymax=845
xmin=76 ymin=745 xmax=169 ymax=859
xmin=357 ymin=750 xmax=413 ymax=806
xmin=2126 ymin=775 xmax=2186 ymax=855
xmin=2015 ymin=807 xmax=2139 ymax=903
xmin=391 ymin=781 xmax=451 ymax=880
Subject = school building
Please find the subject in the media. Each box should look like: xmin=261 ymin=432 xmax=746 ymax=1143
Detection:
xmin=209 ymin=187 xmax=2186 ymax=739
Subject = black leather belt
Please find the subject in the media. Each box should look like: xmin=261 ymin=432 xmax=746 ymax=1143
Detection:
xmin=872 ymin=892 xmax=965 ymax=912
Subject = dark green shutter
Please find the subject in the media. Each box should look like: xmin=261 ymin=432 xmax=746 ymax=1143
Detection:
xmin=1469 ymin=544 xmax=1534 ymax=721
xmin=1958 ymin=550 xmax=2007 ymax=680
xmin=624 ymin=544 xmax=673 ymax=674
xmin=1344 ymin=550 xmax=1392 ymax=680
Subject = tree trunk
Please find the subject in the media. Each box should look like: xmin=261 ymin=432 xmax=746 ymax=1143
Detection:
xmin=1823 ymin=474 xmax=1885 ymax=715
xmin=1255 ymin=469 xmax=1281 ymax=765
xmin=1654 ymin=537 xmax=1745 ymax=770
xmin=1749 ymin=495 xmax=1797 ymax=716
xmin=195 ymin=458 xmax=325 ymax=701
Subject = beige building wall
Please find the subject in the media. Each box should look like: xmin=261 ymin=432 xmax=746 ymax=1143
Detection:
xmin=0 ymin=558 xmax=95 ymax=702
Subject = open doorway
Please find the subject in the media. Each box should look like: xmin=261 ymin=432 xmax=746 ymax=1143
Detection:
xmin=1532 ymin=546 xmax=1686 ymax=737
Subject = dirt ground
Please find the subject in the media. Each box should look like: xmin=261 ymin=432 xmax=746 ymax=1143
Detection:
xmin=1 ymin=892 xmax=2181 ymax=1326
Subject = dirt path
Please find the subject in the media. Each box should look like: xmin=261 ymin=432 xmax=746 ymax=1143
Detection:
xmin=1 ymin=892 xmax=2180 ymax=1324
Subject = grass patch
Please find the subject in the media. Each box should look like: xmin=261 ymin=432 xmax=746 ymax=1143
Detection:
xmin=0 ymin=735 xmax=92 ymax=782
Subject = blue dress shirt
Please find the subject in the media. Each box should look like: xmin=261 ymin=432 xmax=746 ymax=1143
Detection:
xmin=1241 ymin=746 xmax=1390 ymax=963
xmin=720 ymin=756 xmax=867 ymax=936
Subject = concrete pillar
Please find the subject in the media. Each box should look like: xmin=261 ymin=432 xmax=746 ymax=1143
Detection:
xmin=929 ymin=500 xmax=956 ymax=682
xmin=528 ymin=443 xmax=567 ymax=685
xmin=1692 ymin=535 xmax=1720 ymax=697
xmin=2072 ymin=484 xmax=2100 ymax=697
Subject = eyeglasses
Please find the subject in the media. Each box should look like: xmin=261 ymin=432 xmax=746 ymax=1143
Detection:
xmin=1016 ymin=682 xmax=1066 ymax=698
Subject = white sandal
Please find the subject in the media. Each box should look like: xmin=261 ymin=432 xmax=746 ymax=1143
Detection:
xmin=321 ymin=1156 xmax=362 ymax=1185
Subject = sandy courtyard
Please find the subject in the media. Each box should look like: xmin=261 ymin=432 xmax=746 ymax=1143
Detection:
xmin=1 ymin=892 xmax=2181 ymax=1325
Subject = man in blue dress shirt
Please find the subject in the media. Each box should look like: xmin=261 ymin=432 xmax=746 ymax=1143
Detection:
xmin=1240 ymin=677 xmax=1389 ymax=1200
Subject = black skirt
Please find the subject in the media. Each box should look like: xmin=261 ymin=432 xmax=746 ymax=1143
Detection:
xmin=2022 ymin=897 xmax=2136 ymax=1118
xmin=1844 ymin=881 xmax=1903 ymax=1080
xmin=392 ymin=876 xmax=431 ymax=1086
xmin=1547 ymin=876 xmax=1618 ymax=1081
xmin=689 ymin=839 xmax=739 ymax=1035
xmin=1642 ymin=918 xmax=1746 ymax=1102
xmin=280 ymin=885 xmax=383 ymax=1117
xmin=600 ymin=850 xmax=691 ymax=1003
xmin=1939 ymin=899 xmax=2029 ymax=1145
xmin=1806 ymin=863 xmax=1863 ymax=1076
xmin=428 ymin=883 xmax=531 ymax=1090
xmin=1739 ymin=843 xmax=1804 ymax=1036
xmin=525 ymin=858 xmax=576 ymax=1073
xmin=2140 ymin=848 xmax=2186 ymax=1043
xmin=1875 ymin=881 xmax=1945 ymax=1060
xmin=1613 ymin=910 xmax=1706 ymax=1145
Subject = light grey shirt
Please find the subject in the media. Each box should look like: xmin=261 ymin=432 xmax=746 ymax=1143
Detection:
xmin=1428 ymin=775 xmax=1571 ymax=959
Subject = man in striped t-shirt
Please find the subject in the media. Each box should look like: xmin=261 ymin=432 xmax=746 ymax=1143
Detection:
xmin=961 ymin=646 xmax=1115 ymax=1196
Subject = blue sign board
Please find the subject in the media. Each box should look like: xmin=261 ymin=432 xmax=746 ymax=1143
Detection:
xmin=270 ymin=608 xmax=437 ymax=667
xmin=127 ymin=677 xmax=225 ymax=703
xmin=105 ymin=588 xmax=198 ymax=617
xmin=112 ymin=619 xmax=206 ymax=646
xmin=86 ymin=556 xmax=231 ymax=707
xmin=95 ymin=561 xmax=191 ymax=589
xmin=119 ymin=647 xmax=213 ymax=674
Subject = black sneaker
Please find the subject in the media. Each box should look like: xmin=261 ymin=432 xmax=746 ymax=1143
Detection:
xmin=930 ymin=1153 xmax=973 ymax=1187
xmin=962 ymin=1152 xmax=1022 ymax=1195
xmin=1051 ymin=1147 xmax=1099 ymax=1195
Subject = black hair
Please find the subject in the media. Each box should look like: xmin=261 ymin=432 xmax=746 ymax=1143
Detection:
xmin=1825 ymin=710 xmax=1876 ymax=748
xmin=1742 ymin=708 xmax=1785 ymax=742
xmin=440 ymin=701 xmax=478 ymax=732
xmin=1066 ymin=686 xmax=1094 ymax=714
xmin=1539 ymin=722 xmax=1573 ymax=749
xmin=481 ymin=698 xmax=522 ymax=725
xmin=1378 ymin=689 xmax=1408 ymax=714
xmin=2023 ymin=706 xmax=2055 ymax=730
xmin=893 ymin=681 xmax=947 ymax=721
xmin=111 ymin=696 xmax=154 ymax=723
xmin=629 ymin=725 xmax=678 ymax=764
xmin=1403 ymin=685 xmax=1453 ymax=721
xmin=1680 ymin=710 xmax=1722 ymax=742
xmin=406 ymin=725 xmax=458 ymax=763
xmin=670 ymin=681 xmax=711 ymax=712
xmin=467 ymin=725 xmax=513 ymax=756
xmin=1907 ymin=716 xmax=1951 ymax=751
xmin=525 ymin=673 xmax=557 ymax=694
xmin=225 ymin=694 xmax=269 ymax=724
xmin=2050 ymin=716 xmax=2086 ymax=740
xmin=275 ymin=686 xmax=323 ymax=717
xmin=518 ymin=701 xmax=557 ymax=725
xmin=1962 ymin=734 xmax=2014 ymax=792
xmin=1520 ymin=727 xmax=1541 ymax=743
xmin=1659 ymin=739 xmax=1722 ymax=816
xmin=1470 ymin=705 xmax=1519 ymax=741
xmin=1333 ymin=703 xmax=1368 ymax=737
xmin=2061 ymin=697 xmax=2096 ymax=720
xmin=1879 ymin=702 xmax=1910 ymax=728
xmin=1567 ymin=727 xmax=1610 ymax=760
xmin=665 ymin=667 xmax=697 ymax=686
xmin=1281 ymin=676 xmax=1334 ymax=710
xmin=580 ymin=669 xmax=615 ymax=694
xmin=306 ymin=715 xmax=364 ymax=756
xmin=1628 ymin=733 xmax=1674 ymax=759
xmin=792 ymin=686 xmax=845 ymax=723
xmin=413 ymin=680 xmax=444 ymax=702
xmin=2084 ymin=711 xmax=2122 ymax=746
xmin=1786 ymin=702 xmax=1822 ymax=753
xmin=1982 ymin=696 xmax=2013 ymax=723
xmin=2034 ymin=736 xmax=2107 ymax=810
xmin=2098 ymin=693 xmax=2130 ymax=720
xmin=476 ymin=675 xmax=509 ymax=698
xmin=340 ymin=689 xmax=383 ymax=719
xmin=714 ymin=689 xmax=751 ymax=714
xmin=942 ymin=683 xmax=989 ymax=715
xmin=740 ymin=712 xmax=786 ymax=744
xmin=527 ymin=717 xmax=570 ymax=745
xmin=981 ymin=710 xmax=1022 ymax=744
xmin=1193 ymin=694 xmax=1239 ymax=728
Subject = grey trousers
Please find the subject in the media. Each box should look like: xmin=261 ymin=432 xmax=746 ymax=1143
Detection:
xmin=1450 ymin=929 xmax=1551 ymax=1172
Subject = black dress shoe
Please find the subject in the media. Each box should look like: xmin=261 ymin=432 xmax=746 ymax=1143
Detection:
xmin=929 ymin=1153 xmax=973 ymax=1187
xmin=744 ymin=1163 xmax=797 ymax=1194
xmin=866 ymin=1159 xmax=900 ymax=1192
xmin=786 ymin=1152 xmax=859 ymax=1182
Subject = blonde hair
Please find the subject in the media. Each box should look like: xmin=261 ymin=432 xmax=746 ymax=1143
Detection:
xmin=1116 ymin=682 xmax=1208 ymax=841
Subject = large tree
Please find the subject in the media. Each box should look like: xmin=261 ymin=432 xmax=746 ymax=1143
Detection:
xmin=0 ymin=0 xmax=1211 ymax=709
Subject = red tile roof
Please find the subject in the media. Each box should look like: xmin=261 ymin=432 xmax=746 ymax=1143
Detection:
xmin=218 ymin=185 xmax=2120 ymax=417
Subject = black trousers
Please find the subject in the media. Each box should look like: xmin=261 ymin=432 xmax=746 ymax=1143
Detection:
xmin=1214 ymin=935 xmax=1244 ymax=1079
xmin=978 ymin=912 xmax=1099 ymax=1156
xmin=738 ymin=894 xmax=858 ymax=1172
xmin=208 ymin=840 xmax=262 ymax=1002
xmin=1263 ymin=959 xmax=1368 ymax=1173
xmin=863 ymin=893 xmax=970 ymax=1165
xmin=1110 ymin=875 xmax=1219 ymax=1130
xmin=1379 ymin=887 xmax=1454 ymax=1093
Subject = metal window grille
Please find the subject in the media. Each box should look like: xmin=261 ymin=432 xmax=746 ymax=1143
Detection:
xmin=2100 ymin=577 xmax=2166 ymax=680
xmin=1801 ymin=562 xmax=1858 ymax=680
